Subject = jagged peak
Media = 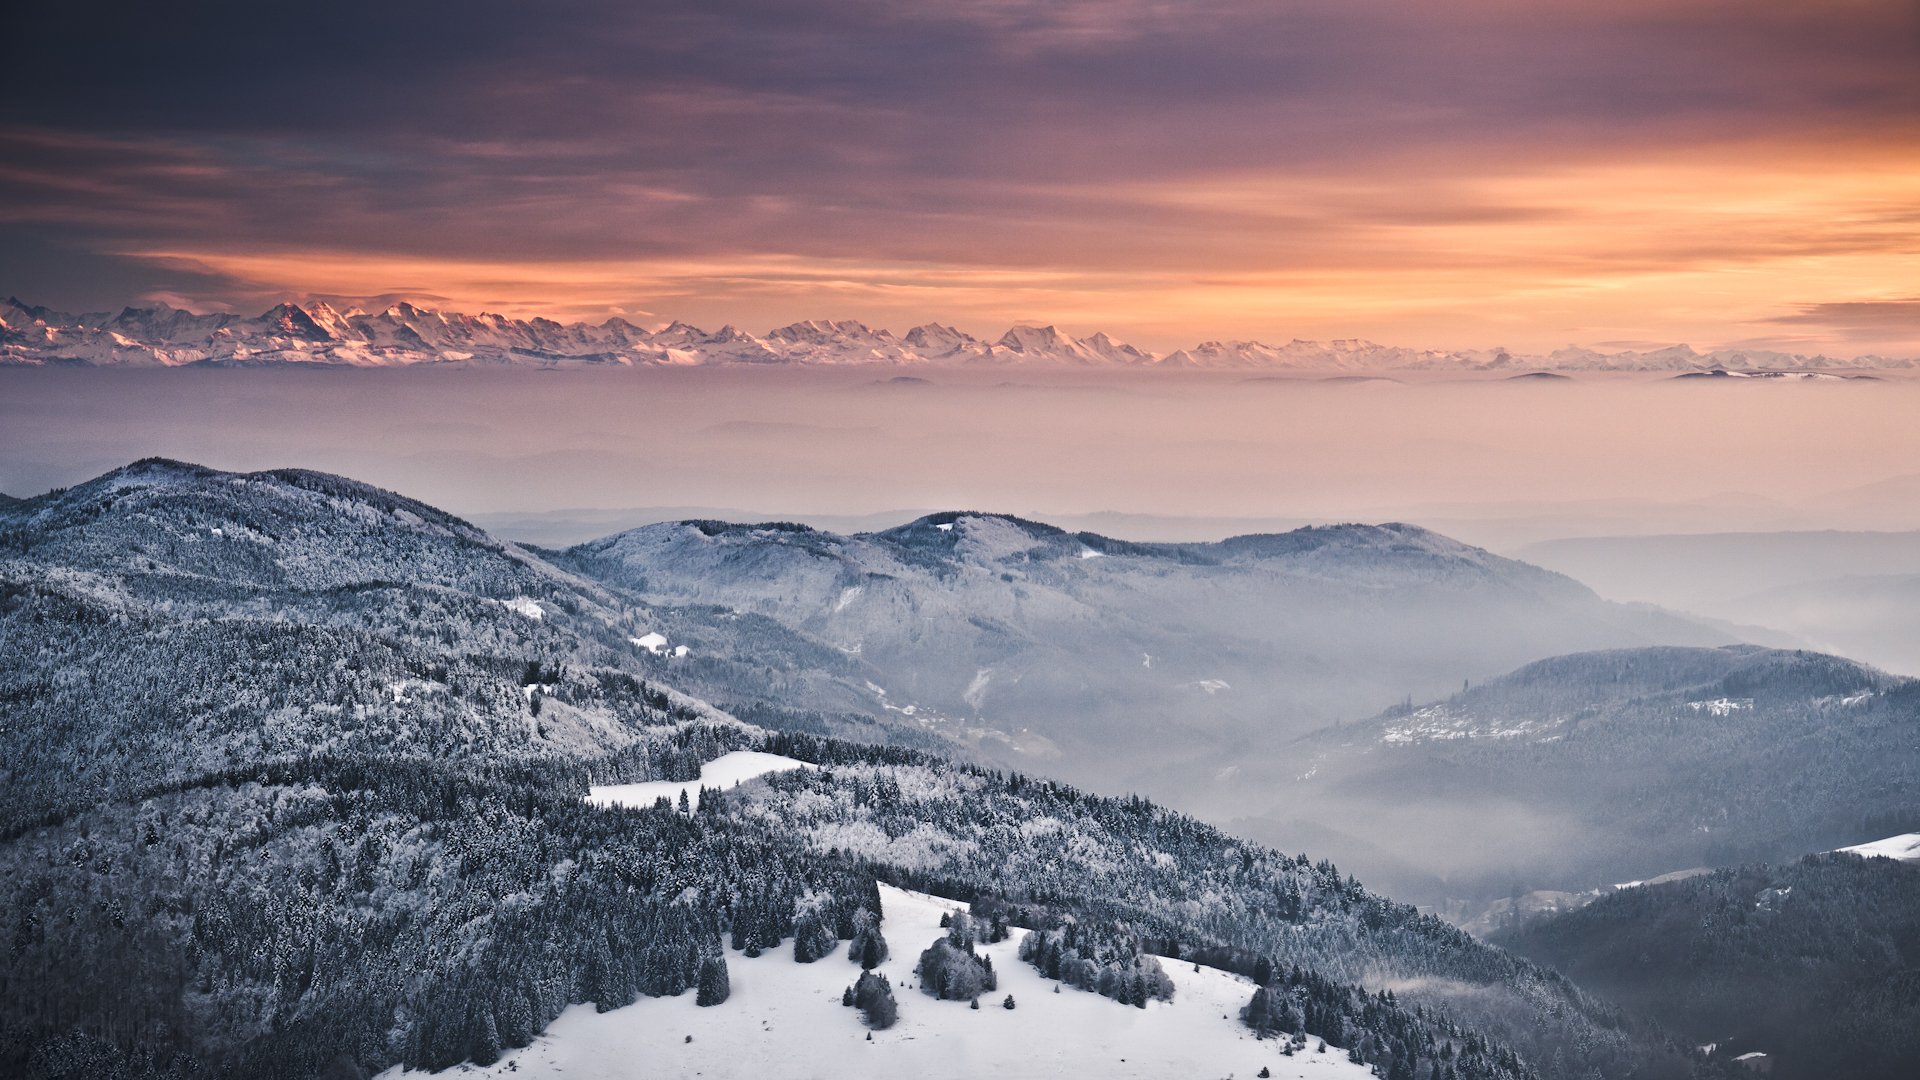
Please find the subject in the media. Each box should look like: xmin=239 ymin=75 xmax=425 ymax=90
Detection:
xmin=5 ymin=295 xmax=1913 ymax=370
xmin=996 ymin=324 xmax=1066 ymax=349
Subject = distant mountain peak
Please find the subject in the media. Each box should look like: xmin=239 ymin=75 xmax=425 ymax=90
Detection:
xmin=2 ymin=297 xmax=1910 ymax=371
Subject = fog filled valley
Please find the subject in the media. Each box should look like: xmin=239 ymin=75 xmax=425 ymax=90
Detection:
xmin=3 ymin=373 xmax=1918 ymax=1080
xmin=8 ymin=366 xmax=1920 ymax=549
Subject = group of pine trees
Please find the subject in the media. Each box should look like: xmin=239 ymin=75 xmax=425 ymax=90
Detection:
xmin=1236 ymin=958 xmax=1534 ymax=1080
xmin=0 ymin=749 xmax=881 ymax=1079
xmin=916 ymin=911 xmax=998 ymax=1002
xmin=847 ymin=906 xmax=889 ymax=969
xmin=842 ymin=971 xmax=898 ymax=1029
xmin=1017 ymin=918 xmax=1174 ymax=1008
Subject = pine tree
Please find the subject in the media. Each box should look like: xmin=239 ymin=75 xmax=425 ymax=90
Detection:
xmin=793 ymin=911 xmax=836 ymax=963
xmin=695 ymin=955 xmax=729 ymax=1007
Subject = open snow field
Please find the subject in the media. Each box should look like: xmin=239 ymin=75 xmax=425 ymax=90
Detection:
xmin=583 ymin=751 xmax=817 ymax=811
xmin=379 ymin=884 xmax=1372 ymax=1080
xmin=1836 ymin=832 xmax=1920 ymax=862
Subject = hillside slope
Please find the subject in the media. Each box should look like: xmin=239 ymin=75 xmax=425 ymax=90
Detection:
xmin=1253 ymin=646 xmax=1920 ymax=905
xmin=0 ymin=459 xmax=934 ymax=833
xmin=558 ymin=513 xmax=1732 ymax=791
xmin=1491 ymin=854 xmax=1920 ymax=1080
xmin=378 ymin=885 xmax=1377 ymax=1080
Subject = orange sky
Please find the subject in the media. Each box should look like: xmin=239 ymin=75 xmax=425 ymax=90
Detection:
xmin=3 ymin=1 xmax=1918 ymax=355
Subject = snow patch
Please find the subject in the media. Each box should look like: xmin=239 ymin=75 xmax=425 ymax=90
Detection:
xmin=1685 ymin=697 xmax=1752 ymax=716
xmin=585 ymin=751 xmax=817 ymax=812
xmin=377 ymin=883 xmax=1373 ymax=1080
xmin=502 ymin=597 xmax=545 ymax=620
xmin=1382 ymin=704 xmax=1555 ymax=744
xmin=1833 ymin=832 xmax=1920 ymax=862
xmin=630 ymin=631 xmax=670 ymax=654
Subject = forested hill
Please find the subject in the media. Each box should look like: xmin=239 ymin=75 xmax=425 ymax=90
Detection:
xmin=1491 ymin=853 xmax=1920 ymax=1080
xmin=1257 ymin=644 xmax=1920 ymax=903
xmin=556 ymin=510 xmax=1731 ymax=794
xmin=0 ymin=458 xmax=929 ymax=835
xmin=0 ymin=460 xmax=1714 ymax=1080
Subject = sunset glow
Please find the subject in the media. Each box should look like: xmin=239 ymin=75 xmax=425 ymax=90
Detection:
xmin=4 ymin=1 xmax=1918 ymax=354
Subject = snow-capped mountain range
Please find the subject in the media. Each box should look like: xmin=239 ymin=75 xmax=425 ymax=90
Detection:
xmin=0 ymin=295 xmax=1908 ymax=371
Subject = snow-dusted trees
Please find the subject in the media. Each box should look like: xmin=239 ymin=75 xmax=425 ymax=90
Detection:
xmin=1018 ymin=920 xmax=1173 ymax=1008
xmin=695 ymin=955 xmax=730 ymax=1006
xmin=848 ymin=906 xmax=889 ymax=969
xmin=792 ymin=909 xmax=837 ymax=963
xmin=916 ymin=914 xmax=997 ymax=1002
xmin=1242 ymin=985 xmax=1303 ymax=1037
xmin=846 ymin=970 xmax=898 ymax=1029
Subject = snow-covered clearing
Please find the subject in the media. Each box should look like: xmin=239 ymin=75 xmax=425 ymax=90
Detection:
xmin=502 ymin=597 xmax=545 ymax=620
xmin=584 ymin=751 xmax=817 ymax=811
xmin=380 ymin=884 xmax=1371 ymax=1080
xmin=1834 ymin=832 xmax=1920 ymax=862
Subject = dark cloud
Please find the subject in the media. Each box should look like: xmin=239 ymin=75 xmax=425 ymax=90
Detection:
xmin=1768 ymin=299 xmax=1920 ymax=339
xmin=2 ymin=1 xmax=1917 ymax=345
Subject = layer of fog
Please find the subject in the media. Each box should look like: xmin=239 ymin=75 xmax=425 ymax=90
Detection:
xmin=6 ymin=367 xmax=1919 ymax=554
xmin=1524 ymin=531 xmax=1920 ymax=675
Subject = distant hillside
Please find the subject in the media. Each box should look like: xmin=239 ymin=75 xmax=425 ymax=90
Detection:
xmin=1492 ymin=853 xmax=1920 ymax=1080
xmin=0 ymin=459 xmax=927 ymax=833
xmin=558 ymin=513 xmax=1734 ymax=793
xmin=1250 ymin=646 xmax=1920 ymax=906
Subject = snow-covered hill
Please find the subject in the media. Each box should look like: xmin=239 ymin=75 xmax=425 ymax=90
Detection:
xmin=379 ymin=885 xmax=1372 ymax=1080
xmin=556 ymin=512 xmax=1734 ymax=787
xmin=3 ymin=295 xmax=1909 ymax=370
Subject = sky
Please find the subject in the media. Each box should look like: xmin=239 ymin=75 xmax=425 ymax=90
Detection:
xmin=3 ymin=0 xmax=1919 ymax=355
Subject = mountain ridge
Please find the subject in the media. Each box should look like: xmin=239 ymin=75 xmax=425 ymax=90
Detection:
xmin=554 ymin=509 xmax=1738 ymax=806
xmin=4 ymin=295 xmax=1910 ymax=371
xmin=1241 ymin=644 xmax=1920 ymax=906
